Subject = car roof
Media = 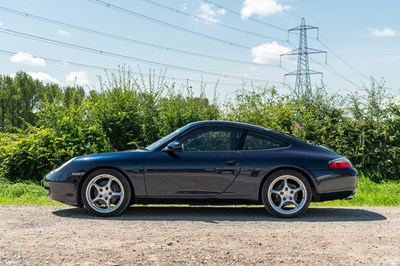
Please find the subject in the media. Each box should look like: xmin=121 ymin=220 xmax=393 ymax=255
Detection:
xmin=186 ymin=120 xmax=311 ymax=147
xmin=187 ymin=120 xmax=271 ymax=132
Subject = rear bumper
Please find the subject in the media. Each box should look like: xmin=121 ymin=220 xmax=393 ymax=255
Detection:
xmin=309 ymin=168 xmax=358 ymax=202
xmin=345 ymin=191 xmax=356 ymax=200
xmin=315 ymin=190 xmax=355 ymax=202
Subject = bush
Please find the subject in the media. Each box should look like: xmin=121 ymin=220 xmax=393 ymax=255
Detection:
xmin=0 ymin=69 xmax=220 ymax=181
xmin=0 ymin=127 xmax=112 ymax=182
xmin=224 ymin=87 xmax=295 ymax=134
xmin=1 ymin=69 xmax=400 ymax=182
xmin=89 ymin=71 xmax=219 ymax=150
xmin=223 ymin=81 xmax=400 ymax=181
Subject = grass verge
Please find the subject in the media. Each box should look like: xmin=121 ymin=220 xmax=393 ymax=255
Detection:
xmin=0 ymin=175 xmax=399 ymax=207
xmin=0 ymin=178 xmax=63 ymax=206
xmin=312 ymin=175 xmax=400 ymax=207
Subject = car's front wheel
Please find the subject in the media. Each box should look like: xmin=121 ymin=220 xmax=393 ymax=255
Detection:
xmin=81 ymin=169 xmax=131 ymax=216
xmin=262 ymin=170 xmax=311 ymax=218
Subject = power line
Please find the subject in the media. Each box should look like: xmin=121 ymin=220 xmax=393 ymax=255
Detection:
xmin=138 ymin=0 xmax=286 ymax=42
xmin=0 ymin=28 xmax=283 ymax=84
xmin=0 ymin=6 xmax=281 ymax=68
xmin=281 ymin=18 xmax=326 ymax=95
xmin=0 ymin=3 xmax=366 ymax=90
xmin=317 ymin=39 xmax=369 ymax=80
xmin=198 ymin=2 xmax=369 ymax=84
xmin=285 ymin=21 xmax=362 ymax=89
xmin=310 ymin=58 xmax=361 ymax=88
xmin=290 ymin=38 xmax=363 ymax=88
xmin=300 ymin=33 xmax=369 ymax=81
xmin=88 ymin=0 xmax=368 ymax=89
xmin=87 ymin=0 xmax=252 ymax=50
xmin=0 ymin=49 xmax=247 ymax=87
xmin=203 ymin=0 xmax=287 ymax=32
xmin=88 ymin=0 xmax=366 ymax=89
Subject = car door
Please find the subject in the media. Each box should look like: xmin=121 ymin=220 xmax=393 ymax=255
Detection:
xmin=144 ymin=126 xmax=242 ymax=197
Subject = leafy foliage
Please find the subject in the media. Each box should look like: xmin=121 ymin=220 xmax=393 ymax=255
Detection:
xmin=0 ymin=70 xmax=399 ymax=182
xmin=0 ymin=127 xmax=111 ymax=181
xmin=0 ymin=69 xmax=219 ymax=181
xmin=223 ymin=80 xmax=400 ymax=181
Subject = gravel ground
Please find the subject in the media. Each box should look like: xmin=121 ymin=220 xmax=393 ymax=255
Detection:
xmin=0 ymin=205 xmax=399 ymax=266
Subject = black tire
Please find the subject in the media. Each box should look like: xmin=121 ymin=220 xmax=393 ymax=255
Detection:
xmin=81 ymin=169 xmax=131 ymax=217
xmin=261 ymin=170 xmax=311 ymax=218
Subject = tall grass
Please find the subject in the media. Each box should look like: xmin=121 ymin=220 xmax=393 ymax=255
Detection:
xmin=312 ymin=175 xmax=400 ymax=207
xmin=0 ymin=178 xmax=61 ymax=205
xmin=0 ymin=174 xmax=399 ymax=207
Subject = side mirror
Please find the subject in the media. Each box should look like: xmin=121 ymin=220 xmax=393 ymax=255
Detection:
xmin=162 ymin=141 xmax=183 ymax=152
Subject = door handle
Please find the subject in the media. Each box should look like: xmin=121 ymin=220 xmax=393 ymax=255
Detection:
xmin=226 ymin=160 xmax=239 ymax=166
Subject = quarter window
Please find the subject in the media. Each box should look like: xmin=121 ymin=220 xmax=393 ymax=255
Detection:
xmin=243 ymin=131 xmax=288 ymax=150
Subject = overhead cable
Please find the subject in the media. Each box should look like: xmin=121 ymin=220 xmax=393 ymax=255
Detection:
xmin=0 ymin=28 xmax=283 ymax=84
xmin=0 ymin=6 xmax=282 ymax=67
xmin=138 ymin=0 xmax=286 ymax=42
xmin=87 ymin=0 xmax=251 ymax=50
xmin=0 ymin=49 xmax=248 ymax=87
xmin=202 ymin=0 xmax=287 ymax=32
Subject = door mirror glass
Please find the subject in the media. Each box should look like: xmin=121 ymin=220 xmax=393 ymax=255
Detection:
xmin=162 ymin=141 xmax=183 ymax=152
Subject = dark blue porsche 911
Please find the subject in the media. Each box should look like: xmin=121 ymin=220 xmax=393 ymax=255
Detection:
xmin=42 ymin=120 xmax=358 ymax=218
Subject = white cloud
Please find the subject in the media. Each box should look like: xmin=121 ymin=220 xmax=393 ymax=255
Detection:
xmin=66 ymin=71 xmax=89 ymax=85
xmin=387 ymin=56 xmax=400 ymax=61
xmin=198 ymin=2 xmax=226 ymax=24
xmin=9 ymin=52 xmax=46 ymax=66
xmin=251 ymin=42 xmax=291 ymax=64
xmin=368 ymin=27 xmax=396 ymax=37
xmin=0 ymin=21 xmax=3 ymax=27
xmin=217 ymin=9 xmax=226 ymax=15
xmin=57 ymin=29 xmax=71 ymax=38
xmin=241 ymin=0 xmax=291 ymax=19
xmin=27 ymin=72 xmax=59 ymax=83
xmin=182 ymin=2 xmax=188 ymax=11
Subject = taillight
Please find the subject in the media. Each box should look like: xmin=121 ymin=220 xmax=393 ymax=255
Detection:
xmin=329 ymin=158 xmax=352 ymax=169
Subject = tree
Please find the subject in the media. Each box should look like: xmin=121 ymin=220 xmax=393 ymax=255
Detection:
xmin=13 ymin=71 xmax=42 ymax=126
xmin=0 ymin=75 xmax=8 ymax=131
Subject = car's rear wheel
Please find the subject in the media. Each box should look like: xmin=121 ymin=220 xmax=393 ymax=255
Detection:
xmin=262 ymin=170 xmax=311 ymax=218
xmin=81 ymin=169 xmax=131 ymax=217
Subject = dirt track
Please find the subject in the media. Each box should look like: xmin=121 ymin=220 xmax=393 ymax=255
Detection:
xmin=0 ymin=206 xmax=399 ymax=265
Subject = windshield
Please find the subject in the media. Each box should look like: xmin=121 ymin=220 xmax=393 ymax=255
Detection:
xmin=145 ymin=125 xmax=189 ymax=151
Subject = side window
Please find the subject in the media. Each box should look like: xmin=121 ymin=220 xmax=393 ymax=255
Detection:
xmin=243 ymin=131 xmax=289 ymax=150
xmin=179 ymin=127 xmax=241 ymax=152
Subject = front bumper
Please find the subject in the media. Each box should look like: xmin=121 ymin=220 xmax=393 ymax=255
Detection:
xmin=42 ymin=180 xmax=79 ymax=206
xmin=42 ymin=170 xmax=83 ymax=206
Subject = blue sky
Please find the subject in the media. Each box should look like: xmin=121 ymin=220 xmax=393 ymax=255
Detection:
xmin=0 ymin=0 xmax=399 ymax=99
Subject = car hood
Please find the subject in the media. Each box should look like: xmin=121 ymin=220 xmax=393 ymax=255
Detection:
xmin=73 ymin=149 xmax=149 ymax=162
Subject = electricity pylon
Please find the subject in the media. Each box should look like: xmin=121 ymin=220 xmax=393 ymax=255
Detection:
xmin=281 ymin=17 xmax=327 ymax=97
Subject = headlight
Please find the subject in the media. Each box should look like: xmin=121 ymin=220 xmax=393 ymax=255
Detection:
xmin=53 ymin=157 xmax=75 ymax=172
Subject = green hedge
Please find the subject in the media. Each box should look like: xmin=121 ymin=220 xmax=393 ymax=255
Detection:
xmin=0 ymin=127 xmax=112 ymax=181
xmin=1 ymin=71 xmax=400 ymax=182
